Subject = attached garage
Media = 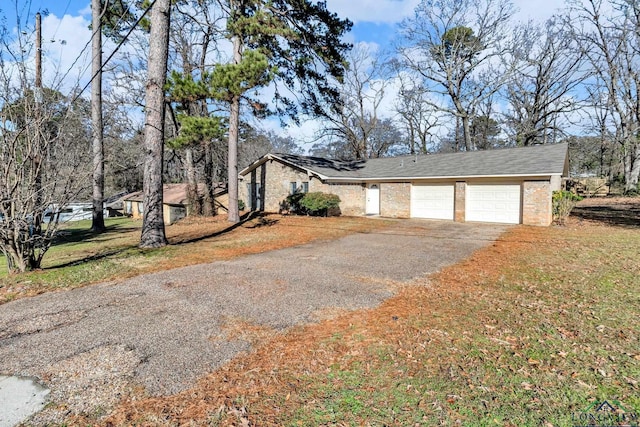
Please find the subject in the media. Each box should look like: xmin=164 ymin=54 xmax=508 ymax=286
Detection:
xmin=411 ymin=183 xmax=455 ymax=220
xmin=466 ymin=183 xmax=521 ymax=224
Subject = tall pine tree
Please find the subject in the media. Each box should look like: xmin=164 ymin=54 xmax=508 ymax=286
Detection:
xmin=140 ymin=0 xmax=171 ymax=248
xmin=212 ymin=0 xmax=352 ymax=222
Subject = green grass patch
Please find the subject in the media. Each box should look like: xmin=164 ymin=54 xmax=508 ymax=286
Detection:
xmin=0 ymin=218 xmax=165 ymax=300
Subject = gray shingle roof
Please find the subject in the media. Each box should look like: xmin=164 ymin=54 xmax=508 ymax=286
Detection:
xmin=243 ymin=143 xmax=568 ymax=181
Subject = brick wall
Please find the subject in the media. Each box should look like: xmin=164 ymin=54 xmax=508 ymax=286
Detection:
xmin=522 ymin=180 xmax=552 ymax=226
xmin=454 ymin=181 xmax=466 ymax=222
xmin=240 ymin=160 xmax=319 ymax=212
xmin=380 ymin=182 xmax=410 ymax=218
xmin=317 ymin=183 xmax=365 ymax=216
xmin=239 ymin=159 xmax=365 ymax=215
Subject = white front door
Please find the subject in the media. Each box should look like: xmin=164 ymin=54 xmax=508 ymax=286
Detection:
xmin=366 ymin=184 xmax=380 ymax=215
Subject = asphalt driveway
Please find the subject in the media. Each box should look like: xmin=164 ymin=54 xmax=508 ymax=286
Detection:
xmin=0 ymin=219 xmax=508 ymax=424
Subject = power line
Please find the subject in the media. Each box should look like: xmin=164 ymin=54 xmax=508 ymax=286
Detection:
xmin=75 ymin=1 xmax=144 ymax=87
xmin=51 ymin=0 xmax=72 ymax=40
xmin=69 ymin=0 xmax=157 ymax=106
xmin=55 ymin=34 xmax=93 ymax=87
xmin=57 ymin=0 xmax=148 ymax=96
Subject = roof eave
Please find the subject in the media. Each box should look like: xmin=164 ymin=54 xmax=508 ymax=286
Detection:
xmin=322 ymin=173 xmax=564 ymax=182
xmin=238 ymin=155 xmax=272 ymax=176
xmin=239 ymin=153 xmax=330 ymax=181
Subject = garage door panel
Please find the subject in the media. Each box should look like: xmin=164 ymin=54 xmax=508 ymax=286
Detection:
xmin=411 ymin=184 xmax=454 ymax=220
xmin=466 ymin=183 xmax=521 ymax=224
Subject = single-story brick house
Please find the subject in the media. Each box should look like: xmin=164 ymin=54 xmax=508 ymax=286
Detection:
xmin=123 ymin=183 xmax=228 ymax=225
xmin=239 ymin=143 xmax=569 ymax=226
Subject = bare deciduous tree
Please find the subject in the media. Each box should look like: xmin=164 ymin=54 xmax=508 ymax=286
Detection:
xmin=582 ymin=86 xmax=618 ymax=180
xmin=315 ymin=44 xmax=394 ymax=159
xmin=569 ymin=0 xmax=640 ymax=192
xmin=393 ymin=72 xmax=440 ymax=154
xmin=398 ymin=0 xmax=514 ymax=151
xmin=0 ymin=16 xmax=90 ymax=272
xmin=504 ymin=18 xmax=587 ymax=146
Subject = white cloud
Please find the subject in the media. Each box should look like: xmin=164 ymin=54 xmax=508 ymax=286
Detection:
xmin=325 ymin=0 xmax=420 ymax=24
xmin=77 ymin=2 xmax=92 ymax=17
xmin=41 ymin=13 xmax=93 ymax=92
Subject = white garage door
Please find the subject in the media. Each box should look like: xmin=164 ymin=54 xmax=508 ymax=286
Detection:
xmin=466 ymin=183 xmax=521 ymax=224
xmin=411 ymin=184 xmax=454 ymax=220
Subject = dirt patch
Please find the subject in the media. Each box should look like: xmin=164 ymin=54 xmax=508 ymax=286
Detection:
xmin=211 ymin=317 xmax=280 ymax=348
xmin=33 ymin=345 xmax=142 ymax=425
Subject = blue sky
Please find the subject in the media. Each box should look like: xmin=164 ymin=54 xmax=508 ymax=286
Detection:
xmin=3 ymin=0 xmax=562 ymax=83
xmin=1 ymin=0 xmax=564 ymax=143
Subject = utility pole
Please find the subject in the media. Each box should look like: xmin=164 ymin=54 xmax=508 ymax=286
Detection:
xmin=91 ymin=0 xmax=106 ymax=232
xmin=35 ymin=12 xmax=42 ymax=92
xmin=32 ymin=11 xmax=44 ymax=247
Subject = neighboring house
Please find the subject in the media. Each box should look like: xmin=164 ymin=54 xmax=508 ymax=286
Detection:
xmin=104 ymin=191 xmax=130 ymax=217
xmin=122 ymin=183 xmax=228 ymax=225
xmin=43 ymin=203 xmax=96 ymax=223
xmin=43 ymin=198 xmax=125 ymax=223
xmin=239 ymin=143 xmax=569 ymax=226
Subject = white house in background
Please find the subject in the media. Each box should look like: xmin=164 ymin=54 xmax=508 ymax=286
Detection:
xmin=44 ymin=203 xmax=105 ymax=223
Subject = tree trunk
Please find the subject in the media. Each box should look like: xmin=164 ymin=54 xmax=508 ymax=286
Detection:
xmin=624 ymin=142 xmax=640 ymax=192
xmin=32 ymin=12 xmax=44 ymax=245
xmin=408 ymin=122 xmax=415 ymax=155
xmin=91 ymin=0 xmax=106 ymax=233
xmin=462 ymin=115 xmax=472 ymax=151
xmin=228 ymin=94 xmax=240 ymax=223
xmin=140 ymin=0 xmax=170 ymax=248
xmin=185 ymin=147 xmax=201 ymax=215
xmin=227 ymin=34 xmax=242 ymax=223
xmin=202 ymin=141 xmax=217 ymax=216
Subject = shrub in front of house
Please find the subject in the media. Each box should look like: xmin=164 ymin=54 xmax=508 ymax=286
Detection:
xmin=286 ymin=192 xmax=340 ymax=216
xmin=284 ymin=192 xmax=306 ymax=214
xmin=552 ymin=190 xmax=582 ymax=225
xmin=300 ymin=192 xmax=341 ymax=216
